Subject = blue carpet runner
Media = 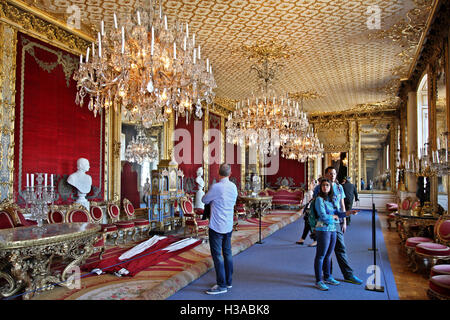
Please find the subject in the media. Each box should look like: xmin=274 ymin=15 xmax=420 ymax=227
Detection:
xmin=168 ymin=209 xmax=399 ymax=300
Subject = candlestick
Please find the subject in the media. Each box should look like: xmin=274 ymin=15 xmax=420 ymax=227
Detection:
xmin=44 ymin=174 xmax=48 ymax=187
xmin=101 ymin=20 xmax=104 ymax=36
xmin=164 ymin=15 xmax=167 ymax=29
xmin=186 ymin=22 xmax=189 ymax=38
xmin=137 ymin=11 xmax=141 ymax=25
xmin=26 ymin=173 xmax=29 ymax=188
xmin=198 ymin=45 xmax=201 ymax=59
xmin=80 ymin=54 xmax=83 ymax=64
xmin=151 ymin=26 xmax=154 ymax=55
xmin=193 ymin=48 xmax=196 ymax=64
xmin=51 ymin=174 xmax=54 ymax=186
xmin=174 ymin=41 xmax=176 ymax=59
xmin=184 ymin=36 xmax=186 ymax=51
xmin=121 ymin=26 xmax=125 ymax=54
xmin=114 ymin=13 xmax=118 ymax=29
xmin=86 ymin=47 xmax=90 ymax=63
xmin=98 ymin=32 xmax=102 ymax=58
xmin=31 ymin=174 xmax=34 ymax=188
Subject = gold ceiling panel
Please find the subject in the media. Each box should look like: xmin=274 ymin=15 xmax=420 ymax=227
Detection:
xmin=21 ymin=0 xmax=434 ymax=113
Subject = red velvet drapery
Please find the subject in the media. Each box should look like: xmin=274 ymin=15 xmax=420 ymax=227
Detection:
xmin=265 ymin=154 xmax=305 ymax=188
xmin=14 ymin=33 xmax=105 ymax=205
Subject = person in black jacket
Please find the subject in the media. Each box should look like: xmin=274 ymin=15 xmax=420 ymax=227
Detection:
xmin=341 ymin=176 xmax=359 ymax=226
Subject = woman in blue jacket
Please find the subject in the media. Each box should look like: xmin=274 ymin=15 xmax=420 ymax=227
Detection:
xmin=313 ymin=178 xmax=357 ymax=291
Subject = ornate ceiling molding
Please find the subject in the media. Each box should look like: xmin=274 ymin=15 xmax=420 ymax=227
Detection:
xmin=1 ymin=0 xmax=91 ymax=54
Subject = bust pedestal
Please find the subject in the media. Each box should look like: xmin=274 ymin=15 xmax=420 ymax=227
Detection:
xmin=75 ymin=192 xmax=89 ymax=211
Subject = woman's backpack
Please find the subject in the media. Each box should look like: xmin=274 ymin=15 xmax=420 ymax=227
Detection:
xmin=307 ymin=197 xmax=318 ymax=231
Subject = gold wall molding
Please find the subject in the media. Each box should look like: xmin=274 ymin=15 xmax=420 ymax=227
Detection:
xmin=0 ymin=0 xmax=91 ymax=55
xmin=0 ymin=23 xmax=17 ymax=202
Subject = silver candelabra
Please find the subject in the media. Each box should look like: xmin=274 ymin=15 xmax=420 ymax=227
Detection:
xmin=23 ymin=173 xmax=58 ymax=227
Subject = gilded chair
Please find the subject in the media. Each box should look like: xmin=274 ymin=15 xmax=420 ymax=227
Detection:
xmin=0 ymin=202 xmax=37 ymax=227
xmin=66 ymin=204 xmax=106 ymax=259
xmin=412 ymin=215 xmax=450 ymax=273
xmin=106 ymin=201 xmax=135 ymax=244
xmin=181 ymin=197 xmax=208 ymax=238
xmin=90 ymin=203 xmax=119 ymax=246
xmin=122 ymin=198 xmax=150 ymax=240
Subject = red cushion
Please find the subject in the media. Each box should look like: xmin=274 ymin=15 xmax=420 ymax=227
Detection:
xmin=431 ymin=264 xmax=450 ymax=277
xmin=405 ymin=237 xmax=433 ymax=248
xmin=185 ymin=219 xmax=209 ymax=227
xmin=401 ymin=199 xmax=411 ymax=210
xmin=101 ymin=224 xmax=118 ymax=232
xmin=48 ymin=211 xmax=65 ymax=224
xmin=429 ymin=275 xmax=450 ymax=297
xmin=133 ymin=219 xmax=150 ymax=226
xmin=411 ymin=201 xmax=420 ymax=210
xmin=127 ymin=203 xmax=135 ymax=215
xmin=68 ymin=210 xmax=90 ymax=223
xmin=182 ymin=200 xmax=193 ymax=214
xmin=388 ymin=213 xmax=397 ymax=218
xmin=416 ymin=242 xmax=450 ymax=256
xmin=115 ymin=221 xmax=135 ymax=229
xmin=109 ymin=205 xmax=120 ymax=218
xmin=437 ymin=220 xmax=450 ymax=241
xmin=91 ymin=206 xmax=103 ymax=222
xmin=194 ymin=208 xmax=204 ymax=215
xmin=0 ymin=211 xmax=15 ymax=229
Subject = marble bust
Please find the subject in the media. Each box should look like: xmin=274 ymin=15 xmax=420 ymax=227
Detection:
xmin=67 ymin=158 xmax=92 ymax=210
xmin=194 ymin=166 xmax=205 ymax=209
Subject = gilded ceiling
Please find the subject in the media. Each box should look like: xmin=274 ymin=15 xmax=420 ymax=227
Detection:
xmin=20 ymin=0 xmax=434 ymax=113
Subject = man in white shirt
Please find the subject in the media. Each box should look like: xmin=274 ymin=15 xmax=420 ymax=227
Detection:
xmin=202 ymin=164 xmax=238 ymax=295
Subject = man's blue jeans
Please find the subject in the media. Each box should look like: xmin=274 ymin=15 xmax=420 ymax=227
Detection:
xmin=314 ymin=230 xmax=337 ymax=282
xmin=209 ymin=228 xmax=233 ymax=288
xmin=332 ymin=223 xmax=354 ymax=279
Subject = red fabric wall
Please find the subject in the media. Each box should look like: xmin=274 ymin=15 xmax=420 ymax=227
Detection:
xmin=265 ymin=154 xmax=305 ymax=189
xmin=208 ymin=113 xmax=222 ymax=186
xmin=174 ymin=115 xmax=202 ymax=191
xmin=14 ymin=33 xmax=104 ymax=205
xmin=121 ymin=162 xmax=140 ymax=209
xmin=227 ymin=143 xmax=242 ymax=190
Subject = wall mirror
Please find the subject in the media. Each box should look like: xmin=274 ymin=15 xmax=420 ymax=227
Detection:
xmin=121 ymin=121 xmax=164 ymax=206
xmin=436 ymin=47 xmax=448 ymax=210
xmin=359 ymin=121 xmax=392 ymax=192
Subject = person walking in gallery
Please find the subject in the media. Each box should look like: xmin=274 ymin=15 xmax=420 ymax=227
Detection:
xmin=202 ymin=164 xmax=238 ymax=295
xmin=296 ymin=179 xmax=318 ymax=246
xmin=313 ymin=178 xmax=357 ymax=290
xmin=341 ymin=176 xmax=359 ymax=226
xmin=313 ymin=166 xmax=363 ymax=285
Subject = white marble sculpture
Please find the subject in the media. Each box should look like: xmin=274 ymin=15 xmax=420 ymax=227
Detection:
xmin=67 ymin=158 xmax=92 ymax=210
xmin=195 ymin=166 xmax=205 ymax=209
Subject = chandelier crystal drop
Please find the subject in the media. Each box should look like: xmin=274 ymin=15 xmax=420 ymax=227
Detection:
xmin=74 ymin=1 xmax=216 ymax=127
xmin=125 ymin=127 xmax=159 ymax=165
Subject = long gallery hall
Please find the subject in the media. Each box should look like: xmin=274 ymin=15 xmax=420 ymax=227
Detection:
xmin=0 ymin=0 xmax=449 ymax=310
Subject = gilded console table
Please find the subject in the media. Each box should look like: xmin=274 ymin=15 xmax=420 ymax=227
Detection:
xmin=0 ymin=223 xmax=101 ymax=300
xmin=396 ymin=213 xmax=438 ymax=244
xmin=240 ymin=196 xmax=273 ymax=218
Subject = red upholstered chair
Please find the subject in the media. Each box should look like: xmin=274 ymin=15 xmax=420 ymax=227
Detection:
xmin=123 ymin=198 xmax=150 ymax=240
xmin=0 ymin=210 xmax=16 ymax=229
xmin=427 ymin=275 xmax=450 ymax=300
xmin=430 ymin=264 xmax=450 ymax=277
xmin=181 ymin=197 xmax=208 ymax=238
xmin=66 ymin=205 xmax=106 ymax=259
xmin=412 ymin=215 xmax=450 ymax=273
xmin=107 ymin=201 xmax=135 ymax=244
xmin=90 ymin=203 xmax=119 ymax=246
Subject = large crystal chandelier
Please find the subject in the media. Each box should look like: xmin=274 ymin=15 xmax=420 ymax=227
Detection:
xmin=281 ymin=126 xmax=324 ymax=162
xmin=74 ymin=0 xmax=216 ymax=127
xmin=279 ymin=91 xmax=324 ymax=162
xmin=226 ymin=41 xmax=310 ymax=155
xmin=125 ymin=127 xmax=159 ymax=165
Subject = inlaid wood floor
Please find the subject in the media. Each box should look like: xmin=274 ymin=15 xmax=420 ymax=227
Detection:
xmin=378 ymin=213 xmax=429 ymax=300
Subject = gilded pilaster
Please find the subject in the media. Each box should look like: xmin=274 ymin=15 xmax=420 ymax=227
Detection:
xmin=427 ymin=63 xmax=438 ymax=212
xmin=241 ymin=146 xmax=246 ymax=191
xmin=107 ymin=107 xmax=121 ymax=202
xmin=203 ymin=111 xmax=209 ymax=191
xmin=348 ymin=121 xmax=358 ymax=187
xmin=0 ymin=22 xmax=17 ymax=202
xmin=163 ymin=112 xmax=174 ymax=160
xmin=390 ymin=118 xmax=398 ymax=192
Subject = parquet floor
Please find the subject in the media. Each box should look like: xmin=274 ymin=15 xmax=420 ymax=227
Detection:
xmin=378 ymin=213 xmax=430 ymax=300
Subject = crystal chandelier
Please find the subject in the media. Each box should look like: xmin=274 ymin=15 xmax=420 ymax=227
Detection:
xmin=74 ymin=0 xmax=216 ymax=128
xmin=125 ymin=127 xmax=159 ymax=165
xmin=281 ymin=127 xmax=324 ymax=162
xmin=226 ymin=41 xmax=310 ymax=155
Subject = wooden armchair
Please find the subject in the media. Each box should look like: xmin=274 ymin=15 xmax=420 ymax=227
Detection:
xmin=90 ymin=202 xmax=119 ymax=246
